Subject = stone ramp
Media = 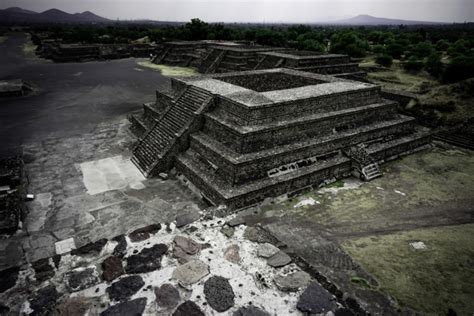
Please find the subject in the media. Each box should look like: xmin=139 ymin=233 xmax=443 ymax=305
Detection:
xmin=132 ymin=86 xmax=212 ymax=177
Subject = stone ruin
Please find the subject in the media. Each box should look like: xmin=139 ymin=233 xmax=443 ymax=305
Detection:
xmin=0 ymin=156 xmax=26 ymax=235
xmin=0 ymin=79 xmax=33 ymax=97
xmin=130 ymin=68 xmax=430 ymax=209
xmin=151 ymin=41 xmax=367 ymax=79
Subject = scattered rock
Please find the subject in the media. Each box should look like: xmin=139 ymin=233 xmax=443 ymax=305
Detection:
xmin=174 ymin=236 xmax=200 ymax=255
xmin=0 ymin=266 xmax=19 ymax=293
xmin=244 ymin=226 xmax=279 ymax=244
xmin=274 ymin=271 xmax=311 ymax=292
xmin=220 ymin=226 xmax=235 ymax=238
xmin=66 ymin=267 xmax=100 ymax=292
xmin=100 ymin=298 xmax=147 ymax=316
xmin=296 ymin=282 xmax=337 ymax=314
xmin=267 ymin=251 xmax=291 ymax=268
xmin=102 ymin=256 xmax=124 ymax=282
xmin=175 ymin=213 xmax=200 ymax=228
xmin=29 ymin=285 xmax=59 ymax=315
xmin=112 ymin=235 xmax=127 ymax=258
xmin=227 ymin=217 xmax=245 ymax=227
xmin=128 ymin=224 xmax=161 ymax=242
xmin=107 ymin=275 xmax=145 ymax=301
xmin=173 ymin=300 xmax=204 ymax=316
xmin=155 ymin=283 xmax=180 ymax=310
xmin=52 ymin=297 xmax=100 ymax=316
xmin=204 ymin=276 xmax=235 ymax=312
xmin=172 ymin=259 xmax=209 ymax=286
xmin=257 ymin=243 xmax=280 ymax=258
xmin=224 ymin=244 xmax=241 ymax=264
xmin=32 ymin=258 xmax=55 ymax=283
xmin=173 ymin=246 xmax=192 ymax=264
xmin=233 ymin=305 xmax=271 ymax=316
xmin=71 ymin=239 xmax=107 ymax=256
xmin=158 ymin=172 xmax=168 ymax=180
xmin=125 ymin=243 xmax=168 ymax=274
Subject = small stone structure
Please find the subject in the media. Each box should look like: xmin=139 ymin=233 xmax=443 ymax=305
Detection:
xmin=0 ymin=156 xmax=26 ymax=235
xmin=130 ymin=68 xmax=430 ymax=209
xmin=0 ymin=79 xmax=32 ymax=97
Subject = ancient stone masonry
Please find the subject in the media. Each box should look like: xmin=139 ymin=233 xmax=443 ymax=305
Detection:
xmin=0 ymin=156 xmax=26 ymax=235
xmin=131 ymin=68 xmax=431 ymax=209
xmin=253 ymin=51 xmax=367 ymax=81
xmin=0 ymin=79 xmax=33 ymax=97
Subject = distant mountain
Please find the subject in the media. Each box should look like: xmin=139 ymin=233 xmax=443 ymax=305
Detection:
xmin=332 ymin=14 xmax=445 ymax=25
xmin=4 ymin=7 xmax=37 ymax=14
xmin=0 ymin=7 xmax=110 ymax=24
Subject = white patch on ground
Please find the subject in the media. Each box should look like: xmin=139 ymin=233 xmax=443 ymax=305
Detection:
xmin=134 ymin=68 xmax=144 ymax=72
xmin=376 ymin=186 xmax=384 ymax=190
xmin=294 ymin=197 xmax=319 ymax=208
xmin=55 ymin=238 xmax=76 ymax=255
xmin=394 ymin=189 xmax=407 ymax=196
xmin=79 ymin=155 xmax=145 ymax=195
xmin=319 ymin=178 xmax=363 ymax=194
xmin=72 ymin=72 xmax=82 ymax=76
xmin=410 ymin=241 xmax=427 ymax=250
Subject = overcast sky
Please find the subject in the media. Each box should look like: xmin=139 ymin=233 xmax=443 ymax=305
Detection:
xmin=1 ymin=0 xmax=473 ymax=23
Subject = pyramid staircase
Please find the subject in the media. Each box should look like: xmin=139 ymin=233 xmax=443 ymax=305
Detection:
xmin=131 ymin=86 xmax=213 ymax=177
xmin=154 ymin=46 xmax=171 ymax=64
xmin=343 ymin=145 xmax=382 ymax=181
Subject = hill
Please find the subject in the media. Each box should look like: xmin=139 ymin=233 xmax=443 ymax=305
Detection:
xmin=333 ymin=14 xmax=445 ymax=25
xmin=0 ymin=7 xmax=110 ymax=24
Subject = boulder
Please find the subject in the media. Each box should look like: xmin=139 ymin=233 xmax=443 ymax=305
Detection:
xmin=155 ymin=283 xmax=180 ymax=310
xmin=32 ymin=258 xmax=55 ymax=283
xmin=71 ymin=239 xmax=107 ymax=256
xmin=172 ymin=259 xmax=209 ymax=286
xmin=224 ymin=244 xmax=241 ymax=264
xmin=112 ymin=235 xmax=127 ymax=258
xmin=102 ymin=256 xmax=124 ymax=282
xmin=173 ymin=301 xmax=204 ymax=316
xmin=128 ymin=224 xmax=161 ymax=242
xmin=296 ymin=282 xmax=336 ymax=314
xmin=220 ymin=226 xmax=235 ymax=238
xmin=267 ymin=251 xmax=291 ymax=268
xmin=66 ymin=267 xmax=100 ymax=292
xmin=227 ymin=217 xmax=245 ymax=227
xmin=125 ymin=244 xmax=167 ymax=274
xmin=29 ymin=285 xmax=59 ymax=316
xmin=175 ymin=213 xmax=200 ymax=228
xmin=100 ymin=298 xmax=147 ymax=316
xmin=204 ymin=276 xmax=235 ymax=312
xmin=106 ymin=275 xmax=145 ymax=302
xmin=257 ymin=243 xmax=279 ymax=258
xmin=274 ymin=271 xmax=311 ymax=292
xmin=233 ymin=306 xmax=271 ymax=316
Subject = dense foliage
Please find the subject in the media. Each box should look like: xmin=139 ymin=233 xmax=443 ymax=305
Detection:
xmin=30 ymin=20 xmax=474 ymax=82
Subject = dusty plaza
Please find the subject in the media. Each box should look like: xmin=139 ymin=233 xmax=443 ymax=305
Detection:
xmin=0 ymin=25 xmax=474 ymax=316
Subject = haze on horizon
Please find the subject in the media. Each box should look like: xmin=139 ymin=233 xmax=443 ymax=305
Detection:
xmin=1 ymin=0 xmax=473 ymax=23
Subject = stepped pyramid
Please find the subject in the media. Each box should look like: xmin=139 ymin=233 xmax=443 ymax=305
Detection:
xmin=130 ymin=68 xmax=430 ymax=209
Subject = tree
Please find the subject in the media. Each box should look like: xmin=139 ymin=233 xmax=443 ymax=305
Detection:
xmin=404 ymin=56 xmax=424 ymax=72
xmin=375 ymin=54 xmax=393 ymax=67
xmin=447 ymin=39 xmax=470 ymax=57
xmin=330 ymin=31 xmax=369 ymax=58
xmin=410 ymin=42 xmax=434 ymax=59
xmin=425 ymin=52 xmax=443 ymax=77
xmin=442 ymin=55 xmax=474 ymax=83
xmin=386 ymin=42 xmax=405 ymax=59
xmin=185 ymin=18 xmax=209 ymax=40
xmin=435 ymin=39 xmax=450 ymax=52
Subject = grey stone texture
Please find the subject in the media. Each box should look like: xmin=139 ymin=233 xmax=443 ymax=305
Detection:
xmin=224 ymin=244 xmax=241 ymax=264
xmin=100 ymin=297 xmax=147 ymax=316
xmin=172 ymin=259 xmax=209 ymax=286
xmin=125 ymin=243 xmax=168 ymax=274
xmin=106 ymin=275 xmax=145 ymax=302
xmin=204 ymin=276 xmax=235 ymax=312
xmin=233 ymin=305 xmax=271 ymax=316
xmin=154 ymin=283 xmax=180 ymax=310
xmin=66 ymin=267 xmax=100 ymax=292
xmin=101 ymin=256 xmax=124 ymax=282
xmin=257 ymin=243 xmax=280 ymax=258
xmin=274 ymin=271 xmax=311 ymax=292
xmin=296 ymin=282 xmax=337 ymax=314
xmin=173 ymin=300 xmax=205 ymax=316
xmin=267 ymin=251 xmax=292 ymax=268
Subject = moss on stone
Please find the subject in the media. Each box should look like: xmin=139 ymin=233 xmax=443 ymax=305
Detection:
xmin=136 ymin=61 xmax=198 ymax=77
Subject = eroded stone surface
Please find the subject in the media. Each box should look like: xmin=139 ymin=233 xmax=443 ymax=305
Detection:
xmin=29 ymin=285 xmax=59 ymax=316
xmin=174 ymin=236 xmax=200 ymax=255
xmin=244 ymin=226 xmax=279 ymax=244
xmin=274 ymin=271 xmax=311 ymax=292
xmin=100 ymin=297 xmax=147 ymax=316
xmin=173 ymin=300 xmax=205 ymax=316
xmin=52 ymin=297 xmax=101 ymax=316
xmin=102 ymin=256 xmax=124 ymax=282
xmin=175 ymin=213 xmax=200 ymax=228
xmin=172 ymin=259 xmax=209 ymax=286
xmin=71 ymin=238 xmax=107 ymax=256
xmin=155 ymin=283 xmax=180 ymax=310
xmin=112 ymin=235 xmax=127 ymax=258
xmin=204 ymin=276 xmax=235 ymax=312
xmin=267 ymin=251 xmax=291 ymax=268
xmin=296 ymin=282 xmax=337 ymax=314
xmin=233 ymin=305 xmax=271 ymax=316
xmin=125 ymin=244 xmax=168 ymax=274
xmin=128 ymin=224 xmax=161 ymax=242
xmin=224 ymin=244 xmax=241 ymax=264
xmin=106 ymin=275 xmax=145 ymax=302
xmin=32 ymin=258 xmax=55 ymax=283
xmin=227 ymin=217 xmax=246 ymax=227
xmin=66 ymin=267 xmax=100 ymax=292
xmin=220 ymin=226 xmax=235 ymax=238
xmin=0 ymin=266 xmax=19 ymax=293
xmin=257 ymin=243 xmax=279 ymax=258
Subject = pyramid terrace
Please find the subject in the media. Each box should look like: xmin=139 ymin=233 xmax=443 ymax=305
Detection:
xmin=130 ymin=68 xmax=430 ymax=209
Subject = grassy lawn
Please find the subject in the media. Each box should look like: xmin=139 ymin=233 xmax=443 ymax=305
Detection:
xmin=342 ymin=224 xmax=474 ymax=315
xmin=136 ymin=60 xmax=198 ymax=77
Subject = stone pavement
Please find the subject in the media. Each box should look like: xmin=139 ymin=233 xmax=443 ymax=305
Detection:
xmin=0 ymin=118 xmax=204 ymax=270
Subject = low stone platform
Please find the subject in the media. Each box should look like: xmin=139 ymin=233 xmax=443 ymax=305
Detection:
xmin=0 ymin=79 xmax=32 ymax=97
